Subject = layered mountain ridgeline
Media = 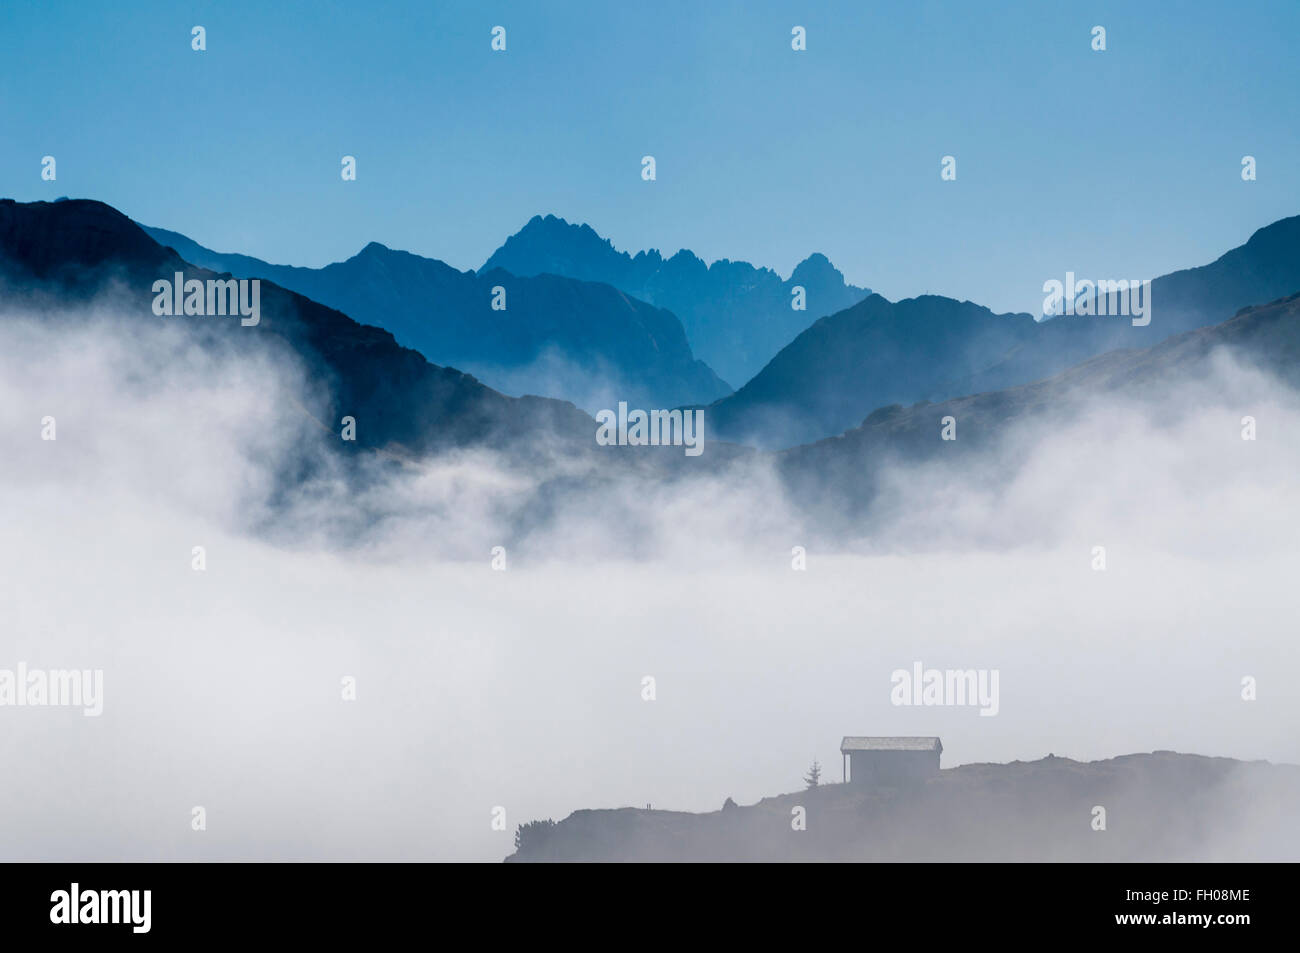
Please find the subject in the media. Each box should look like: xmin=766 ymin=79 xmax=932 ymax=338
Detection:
xmin=710 ymin=215 xmax=1300 ymax=448
xmin=142 ymin=225 xmax=730 ymax=413
xmin=1 ymin=198 xmax=757 ymax=561
xmin=0 ymin=198 xmax=598 ymax=459
xmin=958 ymin=213 xmax=1300 ymax=397
xmin=482 ymin=214 xmax=872 ymax=387
xmin=506 ymin=752 xmax=1300 ymax=861
xmin=8 ymin=198 xmax=1299 ymax=540
xmin=778 ymin=292 xmax=1300 ymax=523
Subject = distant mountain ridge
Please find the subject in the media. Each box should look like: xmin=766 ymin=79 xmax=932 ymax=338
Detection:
xmin=144 ymin=211 xmax=1300 ymax=452
xmin=1 ymin=198 xmax=761 ymax=565
xmin=142 ymin=224 xmax=731 ymax=414
xmin=709 ymin=293 xmax=1040 ymax=447
xmin=6 ymin=197 xmax=1299 ymax=540
xmin=778 ymin=290 xmax=1300 ymax=524
xmin=708 ymin=214 xmax=1300 ymax=448
xmin=1 ymin=199 xmax=597 ymax=461
xmin=481 ymin=214 xmax=872 ymax=386
xmin=962 ymin=213 xmax=1300 ymax=395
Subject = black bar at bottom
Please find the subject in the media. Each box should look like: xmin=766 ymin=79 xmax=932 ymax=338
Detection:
xmin=0 ymin=862 xmax=1281 ymax=940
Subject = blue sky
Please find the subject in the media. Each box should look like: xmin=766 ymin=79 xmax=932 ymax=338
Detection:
xmin=2 ymin=0 xmax=1298 ymax=316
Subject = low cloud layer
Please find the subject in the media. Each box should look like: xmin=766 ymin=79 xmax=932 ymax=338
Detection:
xmin=1 ymin=304 xmax=1297 ymax=860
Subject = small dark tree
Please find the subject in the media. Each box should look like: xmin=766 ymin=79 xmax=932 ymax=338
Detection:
xmin=513 ymin=818 xmax=556 ymax=853
xmin=803 ymin=759 xmax=822 ymax=789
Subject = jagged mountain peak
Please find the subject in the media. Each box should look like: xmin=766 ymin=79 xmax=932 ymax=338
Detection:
xmin=479 ymin=215 xmax=872 ymax=385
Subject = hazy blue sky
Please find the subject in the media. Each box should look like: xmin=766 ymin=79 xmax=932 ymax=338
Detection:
xmin=3 ymin=0 xmax=1298 ymax=315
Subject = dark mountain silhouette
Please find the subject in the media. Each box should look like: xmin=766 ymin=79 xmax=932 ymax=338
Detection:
xmin=8 ymin=197 xmax=1298 ymax=529
xmin=710 ymin=215 xmax=1300 ymax=448
xmin=141 ymin=225 xmax=731 ymax=413
xmin=481 ymin=214 xmax=872 ymax=386
xmin=711 ymin=294 xmax=1041 ymax=447
xmin=506 ymin=752 xmax=1300 ymax=861
xmin=778 ymin=291 xmax=1300 ymax=522
xmin=1 ymin=199 xmax=597 ymax=458
xmin=960 ymin=213 xmax=1300 ymax=395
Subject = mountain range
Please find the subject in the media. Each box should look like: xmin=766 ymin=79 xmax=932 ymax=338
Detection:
xmin=482 ymin=213 xmax=872 ymax=387
xmin=779 ymin=289 xmax=1300 ymax=524
xmin=710 ymin=215 xmax=1300 ymax=447
xmin=147 ymin=211 xmax=1300 ymax=452
xmin=5 ymin=197 xmax=1299 ymax=523
xmin=1 ymin=199 xmax=596 ymax=460
xmin=142 ymin=224 xmax=729 ymax=414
